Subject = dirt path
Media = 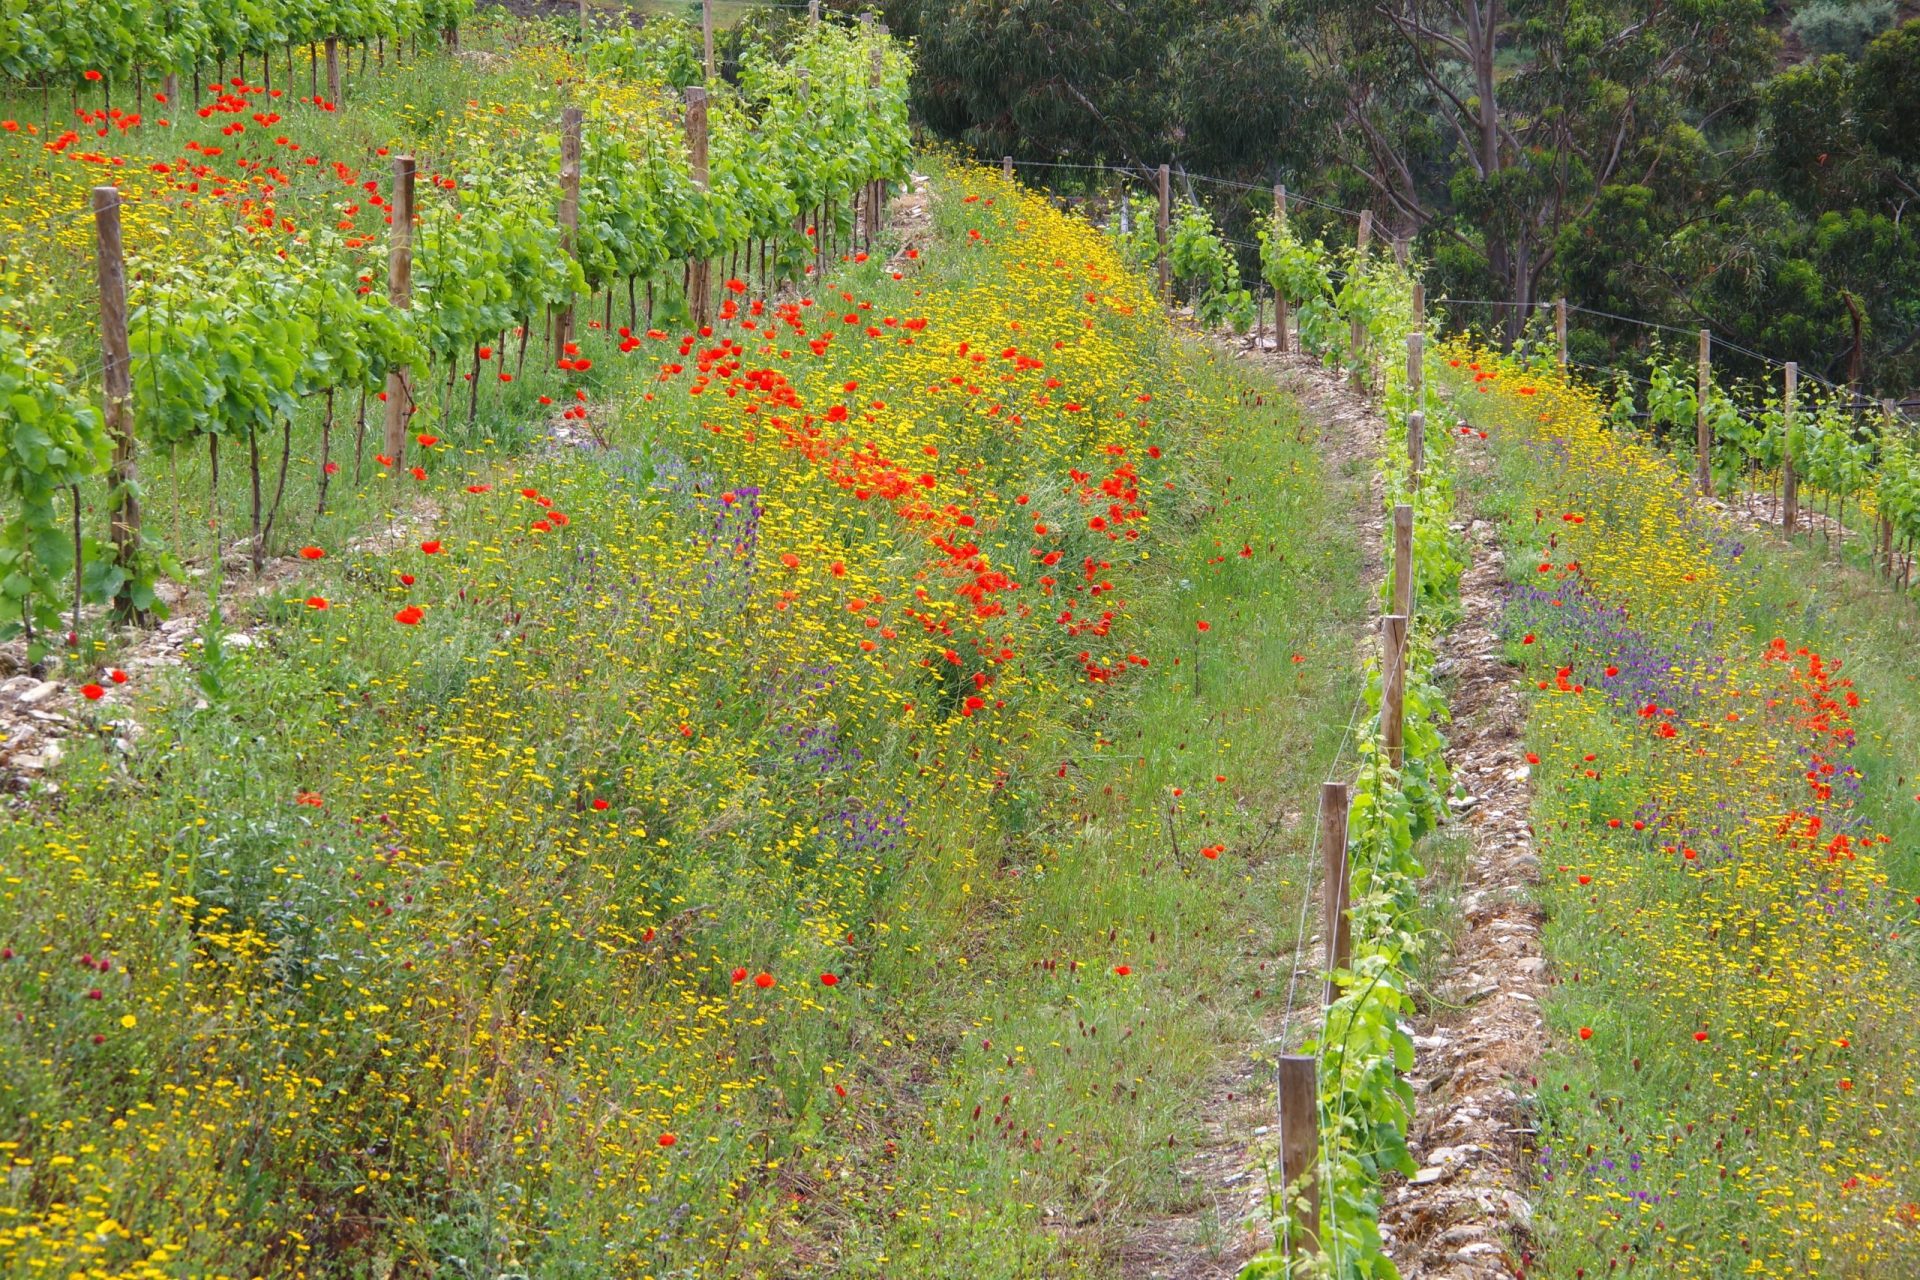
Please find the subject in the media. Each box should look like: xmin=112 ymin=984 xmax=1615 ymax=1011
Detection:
xmin=1375 ymin=492 xmax=1540 ymax=1278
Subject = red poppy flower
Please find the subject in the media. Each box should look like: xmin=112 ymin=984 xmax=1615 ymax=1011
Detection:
xmin=108 ymin=668 xmax=127 ymax=684
xmin=754 ymin=972 xmax=775 ymax=989
xmin=1693 ymin=1031 xmax=1709 ymax=1042
xmin=299 ymin=546 xmax=325 ymax=560
xmin=1113 ymin=965 xmax=1132 ymax=976
xmin=306 ymin=596 xmax=329 ymax=610
xmin=591 ymin=798 xmax=609 ymax=811
xmin=1578 ymin=1027 xmax=1593 ymax=1040
xmin=731 ymin=967 xmax=748 ymax=984
xmin=658 ymin=1133 xmax=676 ymax=1147
xmin=820 ymin=973 xmax=839 ymax=986
xmin=420 ymin=539 xmax=443 ymax=554
xmin=81 ymin=683 xmax=105 ymax=701
xmin=394 ymin=606 xmax=425 ymax=626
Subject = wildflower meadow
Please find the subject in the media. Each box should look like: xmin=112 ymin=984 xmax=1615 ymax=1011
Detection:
xmin=5 ymin=6 xmax=1920 ymax=1279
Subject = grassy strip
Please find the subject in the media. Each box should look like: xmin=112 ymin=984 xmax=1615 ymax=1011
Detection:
xmin=0 ymin=166 xmax=1373 ymax=1276
xmin=1448 ymin=350 xmax=1920 ymax=1277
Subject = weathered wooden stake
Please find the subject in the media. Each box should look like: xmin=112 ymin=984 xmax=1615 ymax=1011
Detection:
xmin=1411 ymin=280 xmax=1424 ymax=333
xmin=703 ymin=0 xmax=716 ymax=80
xmin=809 ymin=0 xmax=821 ymax=22
xmin=1273 ymin=185 xmax=1290 ymax=353
xmin=1882 ymin=399 xmax=1899 ymax=578
xmin=1555 ymin=296 xmax=1568 ymax=371
xmin=866 ymin=37 xmax=884 ymax=249
xmin=1407 ymin=411 xmax=1425 ymax=493
xmin=1350 ymin=211 xmax=1373 ymax=388
xmin=1783 ymin=362 xmax=1799 ymax=534
xmin=1383 ymin=614 xmax=1408 ymax=770
xmin=1406 ymin=331 xmax=1424 ymax=406
xmin=382 ymin=156 xmax=416 ymax=468
xmin=1320 ymin=781 xmax=1352 ymax=1007
xmin=1696 ymin=328 xmax=1713 ymax=495
xmin=553 ymin=107 xmax=583 ymax=357
xmin=325 ymin=36 xmax=340 ymax=102
xmin=1392 ymin=503 xmax=1414 ymax=618
xmin=1276 ymin=1055 xmax=1320 ymax=1257
xmin=1003 ymin=155 xmax=1013 ymax=180
xmin=91 ymin=187 xmax=143 ymax=617
xmin=685 ymin=88 xmax=712 ymax=327
xmin=1156 ymin=164 xmax=1171 ymax=306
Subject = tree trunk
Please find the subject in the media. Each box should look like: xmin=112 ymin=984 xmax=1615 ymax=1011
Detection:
xmin=247 ymin=425 xmax=264 ymax=575
xmin=467 ymin=342 xmax=482 ymax=426
xmin=317 ymin=389 xmax=335 ymax=515
xmin=260 ymin=417 xmax=293 ymax=553
xmin=353 ymin=386 xmax=369 ymax=484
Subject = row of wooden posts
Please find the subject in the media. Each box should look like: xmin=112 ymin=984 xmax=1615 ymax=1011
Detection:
xmin=1000 ymin=156 xmax=1911 ymax=578
xmin=83 ymin=10 xmax=895 ymax=610
xmin=1270 ymin=335 xmax=1430 ymax=1257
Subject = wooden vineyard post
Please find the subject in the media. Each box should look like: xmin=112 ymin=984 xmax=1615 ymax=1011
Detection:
xmin=1273 ymin=184 xmax=1289 ymax=353
xmin=1882 ymin=399 xmax=1899 ymax=578
xmin=1406 ymin=332 xmax=1424 ymax=409
xmin=1555 ymin=296 xmax=1568 ymax=372
xmin=685 ymin=88 xmax=712 ymax=328
xmin=578 ymin=0 xmax=588 ymax=38
xmin=1783 ymin=362 xmax=1799 ymax=534
xmin=325 ymin=36 xmax=340 ymax=102
xmin=866 ymin=36 xmax=884 ymax=250
xmin=1277 ymin=1055 xmax=1320 ymax=1257
xmin=1696 ymin=328 xmax=1713 ymax=495
xmin=1350 ymin=210 xmax=1372 ymax=389
xmin=1320 ymin=781 xmax=1352 ymax=1007
xmin=553 ymin=107 xmax=583 ymax=358
xmin=1411 ymin=279 xmax=1424 ymax=333
xmin=382 ymin=155 xmax=416 ymax=469
xmin=91 ymin=187 xmax=143 ymax=618
xmin=1392 ymin=503 xmax=1414 ymax=617
xmin=1407 ymin=411 xmax=1425 ymax=493
xmin=1156 ymin=164 xmax=1171 ymax=306
xmin=809 ymin=0 xmax=821 ymax=22
xmin=703 ymin=0 xmax=716 ymax=80
xmin=1003 ymin=155 xmax=1013 ymax=180
xmin=1383 ymin=614 xmax=1408 ymax=771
